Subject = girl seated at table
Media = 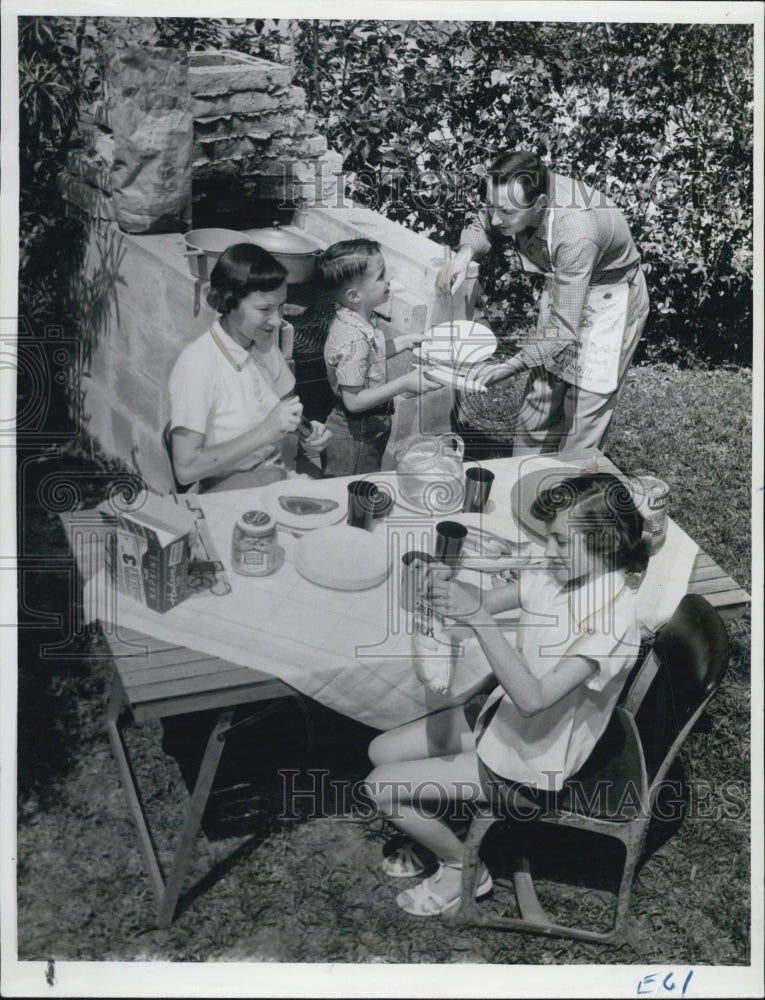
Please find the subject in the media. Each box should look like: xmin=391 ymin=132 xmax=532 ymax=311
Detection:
xmin=168 ymin=243 xmax=330 ymax=492
xmin=364 ymin=472 xmax=648 ymax=916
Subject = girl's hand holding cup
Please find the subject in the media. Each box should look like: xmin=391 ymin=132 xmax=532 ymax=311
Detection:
xmin=428 ymin=574 xmax=484 ymax=623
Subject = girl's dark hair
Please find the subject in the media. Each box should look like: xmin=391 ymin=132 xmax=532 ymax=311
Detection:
xmin=530 ymin=473 xmax=650 ymax=574
xmin=316 ymin=238 xmax=382 ymax=292
xmin=487 ymin=149 xmax=548 ymax=206
xmin=207 ymin=243 xmax=287 ymax=314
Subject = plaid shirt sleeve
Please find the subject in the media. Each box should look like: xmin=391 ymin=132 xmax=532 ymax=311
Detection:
xmin=517 ymin=214 xmax=601 ymax=369
xmin=459 ymin=209 xmax=494 ymax=259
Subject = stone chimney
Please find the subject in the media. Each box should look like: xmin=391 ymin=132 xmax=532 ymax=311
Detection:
xmin=62 ymin=48 xmax=342 ymax=227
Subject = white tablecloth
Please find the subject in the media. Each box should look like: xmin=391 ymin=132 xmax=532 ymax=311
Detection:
xmin=81 ymin=455 xmax=698 ymax=730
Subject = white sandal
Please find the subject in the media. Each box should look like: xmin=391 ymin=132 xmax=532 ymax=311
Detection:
xmin=382 ymin=842 xmax=435 ymax=879
xmin=396 ymin=862 xmax=493 ymax=917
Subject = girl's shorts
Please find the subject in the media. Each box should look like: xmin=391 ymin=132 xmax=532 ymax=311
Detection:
xmin=463 ymin=693 xmax=562 ymax=819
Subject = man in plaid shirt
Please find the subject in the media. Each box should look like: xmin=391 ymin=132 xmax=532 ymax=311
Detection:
xmin=437 ymin=150 xmax=649 ymax=454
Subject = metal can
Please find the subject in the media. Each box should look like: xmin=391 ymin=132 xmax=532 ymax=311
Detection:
xmin=231 ymin=510 xmax=278 ymax=576
xmin=630 ymin=476 xmax=670 ymax=555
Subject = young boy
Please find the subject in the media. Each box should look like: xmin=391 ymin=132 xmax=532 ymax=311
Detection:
xmin=317 ymin=239 xmax=439 ymax=476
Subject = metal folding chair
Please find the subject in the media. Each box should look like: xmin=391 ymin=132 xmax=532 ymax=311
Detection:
xmin=446 ymin=593 xmax=730 ymax=943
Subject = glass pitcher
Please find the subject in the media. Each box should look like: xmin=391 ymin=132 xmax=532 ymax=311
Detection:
xmin=395 ymin=433 xmax=465 ymax=513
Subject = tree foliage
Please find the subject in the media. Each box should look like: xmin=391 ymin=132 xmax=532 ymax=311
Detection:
xmin=291 ymin=20 xmax=754 ymax=365
xmin=17 ymin=17 xmax=94 ymax=316
xmin=17 ymin=17 xmax=754 ymax=367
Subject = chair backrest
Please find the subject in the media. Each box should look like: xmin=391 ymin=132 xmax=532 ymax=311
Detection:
xmin=161 ymin=421 xmax=192 ymax=501
xmin=558 ymin=594 xmax=729 ymax=820
xmin=625 ymin=593 xmax=729 ymax=789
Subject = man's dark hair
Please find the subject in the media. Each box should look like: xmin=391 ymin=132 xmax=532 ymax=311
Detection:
xmin=487 ymin=149 xmax=549 ymax=207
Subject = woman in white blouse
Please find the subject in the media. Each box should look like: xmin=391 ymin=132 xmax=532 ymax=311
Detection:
xmin=169 ymin=243 xmax=329 ymax=491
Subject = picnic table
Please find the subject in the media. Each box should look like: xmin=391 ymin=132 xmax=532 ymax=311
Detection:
xmin=65 ymin=450 xmax=749 ymax=924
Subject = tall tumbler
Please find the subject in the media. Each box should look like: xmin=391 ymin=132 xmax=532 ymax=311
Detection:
xmin=434 ymin=520 xmax=468 ymax=573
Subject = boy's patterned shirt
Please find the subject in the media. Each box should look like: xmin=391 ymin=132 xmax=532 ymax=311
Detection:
xmin=324 ymin=306 xmax=388 ymax=401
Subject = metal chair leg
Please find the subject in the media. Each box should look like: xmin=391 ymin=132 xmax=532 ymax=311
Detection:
xmin=446 ymin=810 xmax=497 ymax=926
xmin=449 ymin=812 xmax=644 ymax=942
xmin=511 ymin=855 xmax=552 ymax=924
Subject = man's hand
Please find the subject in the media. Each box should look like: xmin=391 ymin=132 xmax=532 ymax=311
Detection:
xmin=471 ymin=356 xmax=528 ymax=388
xmin=435 ymin=246 xmax=473 ymax=296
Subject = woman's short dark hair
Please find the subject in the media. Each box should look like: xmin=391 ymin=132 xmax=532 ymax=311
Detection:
xmin=316 ymin=238 xmax=382 ymax=292
xmin=207 ymin=243 xmax=287 ymax=314
xmin=530 ymin=473 xmax=649 ymax=574
xmin=487 ymin=149 xmax=548 ymax=206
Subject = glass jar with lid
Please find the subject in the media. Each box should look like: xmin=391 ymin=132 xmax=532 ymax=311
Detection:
xmin=231 ymin=510 xmax=278 ymax=576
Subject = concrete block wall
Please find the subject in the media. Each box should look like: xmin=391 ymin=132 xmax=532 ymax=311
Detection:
xmin=77 ymin=222 xmax=216 ymax=491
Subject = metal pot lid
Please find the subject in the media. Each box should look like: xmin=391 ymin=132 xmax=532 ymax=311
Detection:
xmin=247 ymin=223 xmax=317 ymax=256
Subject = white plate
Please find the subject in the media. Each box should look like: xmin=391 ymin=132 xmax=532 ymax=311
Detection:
xmin=450 ymin=511 xmax=526 ymax=545
xmin=449 ymin=511 xmax=537 ymax=573
xmin=509 ymin=465 xmax=633 ymax=541
xmin=413 ymin=319 xmax=497 ymax=367
xmin=421 ymin=365 xmax=488 ymax=393
xmin=293 ymin=525 xmax=390 ymax=590
xmin=264 ymin=479 xmax=347 ymax=530
xmin=393 ymin=485 xmax=465 ymax=517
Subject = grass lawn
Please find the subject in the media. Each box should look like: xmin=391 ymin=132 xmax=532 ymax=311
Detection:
xmin=15 ymin=363 xmax=752 ymax=965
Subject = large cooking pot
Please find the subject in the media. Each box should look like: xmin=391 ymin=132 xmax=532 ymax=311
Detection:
xmin=184 ymin=228 xmax=253 ymax=281
xmin=247 ymin=223 xmax=321 ymax=284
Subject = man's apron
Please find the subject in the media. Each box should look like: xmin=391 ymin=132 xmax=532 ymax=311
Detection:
xmin=518 ymin=208 xmax=636 ymax=396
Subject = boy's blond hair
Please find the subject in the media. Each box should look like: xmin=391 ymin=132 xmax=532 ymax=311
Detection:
xmin=316 ymin=238 xmax=382 ymax=294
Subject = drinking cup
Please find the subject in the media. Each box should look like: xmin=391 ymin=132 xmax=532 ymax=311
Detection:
xmin=434 ymin=520 xmax=468 ymax=570
xmin=462 ymin=467 xmax=495 ymax=513
xmin=371 ymin=485 xmax=395 ymax=521
xmin=400 ymin=551 xmax=434 ymax=613
xmin=346 ymin=480 xmax=378 ymax=531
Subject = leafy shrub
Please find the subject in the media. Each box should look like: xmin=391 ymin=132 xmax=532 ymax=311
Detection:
xmin=291 ymin=20 xmax=753 ymax=366
xmin=18 ymin=18 xmax=93 ymax=320
xmin=18 ymin=17 xmax=753 ymax=369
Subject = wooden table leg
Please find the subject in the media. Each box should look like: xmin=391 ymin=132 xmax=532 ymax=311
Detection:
xmin=105 ymin=672 xmax=165 ymax=903
xmin=106 ymin=670 xmax=235 ymax=928
xmin=156 ymin=707 xmax=235 ymax=927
